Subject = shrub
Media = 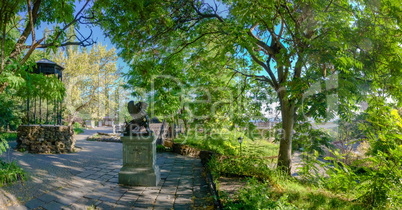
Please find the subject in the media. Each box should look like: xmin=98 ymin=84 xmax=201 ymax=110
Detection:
xmin=73 ymin=122 xmax=84 ymax=134
xmin=156 ymin=144 xmax=168 ymax=152
xmin=175 ymin=128 xmax=278 ymax=156
xmin=355 ymin=105 xmax=402 ymax=208
xmin=208 ymin=155 xmax=276 ymax=181
xmin=292 ymin=122 xmax=335 ymax=155
xmin=0 ymin=132 xmax=17 ymax=141
xmin=0 ymin=160 xmax=27 ymax=187
xmin=0 ymin=136 xmax=9 ymax=155
xmin=223 ymin=178 xmax=279 ymax=209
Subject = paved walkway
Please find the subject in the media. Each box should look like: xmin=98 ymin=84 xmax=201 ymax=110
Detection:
xmin=0 ymin=128 xmax=213 ymax=209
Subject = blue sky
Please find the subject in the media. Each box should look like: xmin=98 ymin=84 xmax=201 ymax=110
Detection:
xmin=33 ymin=0 xmax=228 ymax=74
xmin=30 ymin=0 xmax=128 ymax=73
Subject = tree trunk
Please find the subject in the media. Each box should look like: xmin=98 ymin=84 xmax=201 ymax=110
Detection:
xmin=0 ymin=82 xmax=8 ymax=94
xmin=183 ymin=119 xmax=188 ymax=135
xmin=277 ymin=91 xmax=296 ymax=175
xmin=68 ymin=112 xmax=78 ymax=126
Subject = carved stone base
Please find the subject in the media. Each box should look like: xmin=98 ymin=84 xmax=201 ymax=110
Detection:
xmin=118 ymin=135 xmax=160 ymax=186
xmin=119 ymin=166 xmax=160 ymax=186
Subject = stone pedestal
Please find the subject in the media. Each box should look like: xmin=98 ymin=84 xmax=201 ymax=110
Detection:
xmin=118 ymin=135 xmax=160 ymax=186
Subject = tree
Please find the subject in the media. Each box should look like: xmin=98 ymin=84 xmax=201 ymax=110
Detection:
xmin=0 ymin=0 xmax=96 ymax=94
xmin=94 ymin=0 xmax=401 ymax=174
xmin=0 ymin=91 xmax=23 ymax=131
xmin=51 ymin=44 xmax=122 ymax=126
xmin=124 ymin=39 xmax=264 ymax=134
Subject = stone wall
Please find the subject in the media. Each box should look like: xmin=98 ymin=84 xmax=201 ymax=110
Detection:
xmin=17 ymin=125 xmax=75 ymax=153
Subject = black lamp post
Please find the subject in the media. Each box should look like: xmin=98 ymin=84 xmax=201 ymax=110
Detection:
xmin=238 ymin=137 xmax=243 ymax=156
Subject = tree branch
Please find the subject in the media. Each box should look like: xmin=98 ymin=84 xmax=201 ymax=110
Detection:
xmin=167 ymin=31 xmax=221 ymax=59
xmin=36 ymin=29 xmax=94 ymax=49
xmin=232 ymin=68 xmax=271 ymax=82
xmin=19 ymin=37 xmax=45 ymax=64
xmin=9 ymin=0 xmax=41 ymax=60
xmin=294 ymin=53 xmax=304 ymax=79
xmin=278 ymin=4 xmax=298 ymax=46
xmin=20 ymin=0 xmax=94 ymax=65
xmin=27 ymin=0 xmax=35 ymax=44
xmin=244 ymin=46 xmax=278 ymax=88
xmin=247 ymin=26 xmax=277 ymax=58
xmin=192 ymin=1 xmax=224 ymax=22
xmin=324 ymin=0 xmax=334 ymax=12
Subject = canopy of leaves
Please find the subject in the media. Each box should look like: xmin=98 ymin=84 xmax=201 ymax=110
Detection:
xmin=51 ymin=44 xmax=123 ymax=123
xmin=94 ymin=0 xmax=401 ymax=173
xmin=0 ymin=0 xmax=95 ymax=93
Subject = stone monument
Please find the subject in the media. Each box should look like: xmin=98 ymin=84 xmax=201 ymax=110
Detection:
xmin=118 ymin=101 xmax=160 ymax=186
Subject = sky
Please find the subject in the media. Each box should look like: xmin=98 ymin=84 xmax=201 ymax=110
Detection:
xmin=31 ymin=0 xmax=128 ymax=73
xmin=33 ymin=0 xmax=230 ymax=73
xmin=29 ymin=0 xmax=289 ymax=120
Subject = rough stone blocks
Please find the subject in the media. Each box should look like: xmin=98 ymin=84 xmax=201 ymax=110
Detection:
xmin=16 ymin=125 xmax=75 ymax=153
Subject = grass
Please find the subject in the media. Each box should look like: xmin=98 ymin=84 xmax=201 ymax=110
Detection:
xmin=273 ymin=180 xmax=364 ymax=209
xmin=174 ymin=129 xmax=278 ymax=156
xmin=176 ymin=129 xmax=368 ymax=209
xmin=218 ymin=173 xmax=366 ymax=209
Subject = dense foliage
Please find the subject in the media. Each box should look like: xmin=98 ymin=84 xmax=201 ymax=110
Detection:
xmin=51 ymin=44 xmax=125 ymax=125
xmin=0 ymin=0 xmax=400 ymax=208
xmin=0 ymin=160 xmax=27 ymax=187
xmin=0 ymin=92 xmax=23 ymax=131
xmin=0 ymin=0 xmax=95 ymax=94
xmin=93 ymin=0 xmax=402 ymax=174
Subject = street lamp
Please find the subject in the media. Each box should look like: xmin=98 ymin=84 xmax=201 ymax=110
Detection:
xmin=238 ymin=137 xmax=243 ymax=156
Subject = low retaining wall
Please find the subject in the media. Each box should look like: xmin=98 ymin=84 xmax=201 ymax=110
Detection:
xmin=17 ymin=125 xmax=75 ymax=153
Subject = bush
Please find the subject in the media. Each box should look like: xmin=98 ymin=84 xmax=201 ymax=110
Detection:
xmin=0 ymin=136 xmax=9 ymax=155
xmin=298 ymin=104 xmax=402 ymax=209
xmin=174 ymin=130 xmax=242 ymax=155
xmin=156 ymin=144 xmax=170 ymax=152
xmin=356 ymin=105 xmax=402 ymax=208
xmin=0 ymin=132 xmax=17 ymax=141
xmin=222 ymin=177 xmax=362 ymax=210
xmin=0 ymin=160 xmax=27 ymax=187
xmin=223 ymin=178 xmax=279 ymax=209
xmin=73 ymin=122 xmax=84 ymax=134
xmin=208 ymin=155 xmax=276 ymax=181
xmin=292 ymin=122 xmax=335 ymax=155
xmin=0 ymin=93 xmax=23 ymax=130
xmin=175 ymin=128 xmax=278 ymax=156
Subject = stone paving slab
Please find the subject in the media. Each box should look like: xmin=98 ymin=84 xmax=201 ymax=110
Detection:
xmin=0 ymin=128 xmax=214 ymax=210
xmin=2 ymin=152 xmax=214 ymax=209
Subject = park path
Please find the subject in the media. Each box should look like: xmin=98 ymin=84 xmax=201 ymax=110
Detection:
xmin=0 ymin=127 xmax=214 ymax=209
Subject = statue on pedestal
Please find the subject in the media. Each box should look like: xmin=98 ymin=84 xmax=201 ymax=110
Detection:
xmin=124 ymin=101 xmax=152 ymax=136
xmin=119 ymin=101 xmax=160 ymax=186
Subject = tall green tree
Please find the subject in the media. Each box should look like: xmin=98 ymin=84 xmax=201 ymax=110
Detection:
xmin=51 ymin=44 xmax=122 ymax=125
xmin=124 ymin=39 xmax=264 ymax=133
xmin=94 ymin=0 xmax=401 ymax=174
xmin=0 ymin=0 xmax=95 ymax=93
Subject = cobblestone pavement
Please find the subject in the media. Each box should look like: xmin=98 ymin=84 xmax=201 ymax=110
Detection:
xmin=0 ymin=128 xmax=214 ymax=209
